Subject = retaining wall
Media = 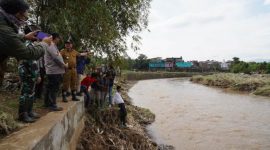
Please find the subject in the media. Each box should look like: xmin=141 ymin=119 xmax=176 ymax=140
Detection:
xmin=0 ymin=100 xmax=84 ymax=150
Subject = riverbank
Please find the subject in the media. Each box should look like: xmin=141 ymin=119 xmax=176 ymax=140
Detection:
xmin=191 ymin=73 xmax=270 ymax=97
xmin=77 ymin=71 xmax=217 ymax=149
xmin=0 ymin=71 xmax=203 ymax=148
xmin=0 ymin=71 xmax=195 ymax=141
xmin=123 ymin=71 xmax=210 ymax=81
xmin=77 ymin=78 xmax=174 ymax=150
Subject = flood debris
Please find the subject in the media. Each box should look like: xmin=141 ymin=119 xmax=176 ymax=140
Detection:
xmin=77 ymin=79 xmax=174 ymax=150
xmin=191 ymin=73 xmax=270 ymax=97
xmin=0 ymin=111 xmax=19 ymax=137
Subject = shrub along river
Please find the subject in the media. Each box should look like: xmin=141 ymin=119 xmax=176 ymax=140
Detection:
xmin=129 ymin=78 xmax=270 ymax=150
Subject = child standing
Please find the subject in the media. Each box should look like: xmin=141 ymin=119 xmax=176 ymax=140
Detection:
xmin=112 ymin=86 xmax=127 ymax=127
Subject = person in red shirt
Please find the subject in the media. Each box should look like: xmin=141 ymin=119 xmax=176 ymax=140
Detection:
xmin=80 ymin=73 xmax=96 ymax=107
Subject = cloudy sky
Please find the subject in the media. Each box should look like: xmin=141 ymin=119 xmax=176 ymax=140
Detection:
xmin=127 ymin=0 xmax=270 ymax=61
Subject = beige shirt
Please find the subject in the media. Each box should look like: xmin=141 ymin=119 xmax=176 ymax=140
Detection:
xmin=60 ymin=49 xmax=79 ymax=69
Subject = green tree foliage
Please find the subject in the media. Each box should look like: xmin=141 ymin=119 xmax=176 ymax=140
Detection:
xmin=232 ymin=57 xmax=240 ymax=64
xmin=231 ymin=62 xmax=250 ymax=74
xmin=267 ymin=63 xmax=270 ymax=73
xmin=230 ymin=57 xmax=270 ymax=74
xmin=114 ymin=56 xmax=135 ymax=70
xmin=27 ymin=0 xmax=151 ymax=61
xmin=133 ymin=54 xmax=149 ymax=70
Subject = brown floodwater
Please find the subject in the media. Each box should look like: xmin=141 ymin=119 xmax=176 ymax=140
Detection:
xmin=129 ymin=78 xmax=270 ymax=150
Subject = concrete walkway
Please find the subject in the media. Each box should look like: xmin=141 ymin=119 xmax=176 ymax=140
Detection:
xmin=0 ymin=99 xmax=85 ymax=150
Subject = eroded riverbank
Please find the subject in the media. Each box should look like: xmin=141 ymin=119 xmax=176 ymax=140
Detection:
xmin=191 ymin=73 xmax=270 ymax=97
xmin=77 ymin=79 xmax=173 ymax=150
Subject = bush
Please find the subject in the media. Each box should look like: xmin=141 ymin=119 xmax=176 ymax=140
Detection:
xmin=254 ymin=86 xmax=270 ymax=96
xmin=0 ymin=111 xmax=19 ymax=137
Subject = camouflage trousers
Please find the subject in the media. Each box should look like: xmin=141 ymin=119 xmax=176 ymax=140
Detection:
xmin=19 ymin=81 xmax=35 ymax=106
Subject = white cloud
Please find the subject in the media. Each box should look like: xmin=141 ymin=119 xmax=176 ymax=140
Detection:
xmin=264 ymin=0 xmax=270 ymax=5
xmin=128 ymin=0 xmax=270 ymax=61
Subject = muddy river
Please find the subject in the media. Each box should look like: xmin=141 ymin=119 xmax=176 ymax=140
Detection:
xmin=129 ymin=78 xmax=270 ymax=150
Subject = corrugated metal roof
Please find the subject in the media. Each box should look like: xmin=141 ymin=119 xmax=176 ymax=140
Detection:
xmin=175 ymin=62 xmax=193 ymax=68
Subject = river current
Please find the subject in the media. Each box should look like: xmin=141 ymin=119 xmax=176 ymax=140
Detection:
xmin=129 ymin=78 xmax=270 ymax=150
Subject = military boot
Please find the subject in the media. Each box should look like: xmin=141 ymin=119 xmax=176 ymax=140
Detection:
xmin=18 ymin=102 xmax=24 ymax=121
xmin=62 ymin=91 xmax=68 ymax=102
xmin=72 ymin=91 xmax=80 ymax=101
xmin=66 ymin=91 xmax=71 ymax=97
xmin=18 ymin=98 xmax=35 ymax=123
xmin=28 ymin=97 xmax=40 ymax=119
xmin=22 ymin=112 xmax=36 ymax=123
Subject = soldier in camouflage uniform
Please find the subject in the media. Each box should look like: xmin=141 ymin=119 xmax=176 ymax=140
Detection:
xmin=17 ymin=29 xmax=50 ymax=123
xmin=18 ymin=60 xmax=40 ymax=123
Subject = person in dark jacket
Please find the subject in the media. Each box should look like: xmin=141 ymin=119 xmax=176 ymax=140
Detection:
xmin=76 ymin=54 xmax=90 ymax=95
xmin=100 ymin=73 xmax=109 ymax=108
xmin=107 ymin=64 xmax=116 ymax=106
xmin=0 ymin=0 xmax=46 ymax=84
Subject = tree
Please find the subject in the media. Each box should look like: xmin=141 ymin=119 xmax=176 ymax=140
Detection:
xmin=232 ymin=57 xmax=240 ymax=64
xmin=116 ymin=56 xmax=135 ymax=70
xmin=26 ymin=0 xmax=152 ymax=62
xmin=134 ymin=54 xmax=149 ymax=70
xmin=266 ymin=63 xmax=270 ymax=74
xmin=231 ymin=62 xmax=249 ymax=73
xmin=258 ymin=62 xmax=267 ymax=73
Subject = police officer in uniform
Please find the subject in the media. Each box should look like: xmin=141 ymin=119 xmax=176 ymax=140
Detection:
xmin=60 ymin=41 xmax=91 ymax=102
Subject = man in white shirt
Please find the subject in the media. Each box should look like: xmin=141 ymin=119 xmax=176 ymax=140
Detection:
xmin=112 ymin=86 xmax=127 ymax=127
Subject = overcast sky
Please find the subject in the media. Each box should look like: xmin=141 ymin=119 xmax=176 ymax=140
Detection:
xmin=127 ymin=0 xmax=270 ymax=61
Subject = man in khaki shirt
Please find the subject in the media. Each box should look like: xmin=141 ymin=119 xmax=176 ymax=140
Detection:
xmin=60 ymin=41 xmax=91 ymax=102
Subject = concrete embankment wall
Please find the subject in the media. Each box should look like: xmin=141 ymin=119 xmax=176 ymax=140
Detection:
xmin=0 ymin=100 xmax=84 ymax=150
xmin=123 ymin=71 xmax=208 ymax=81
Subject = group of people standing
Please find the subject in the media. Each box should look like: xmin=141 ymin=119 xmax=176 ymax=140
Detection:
xmin=79 ymin=65 xmax=116 ymax=109
xmin=0 ymin=0 xmax=127 ymax=127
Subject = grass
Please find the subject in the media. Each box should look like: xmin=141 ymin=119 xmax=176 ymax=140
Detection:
xmin=254 ymin=85 xmax=270 ymax=96
xmin=122 ymin=71 xmax=207 ymax=81
xmin=191 ymin=73 xmax=270 ymax=97
xmin=0 ymin=90 xmax=49 ymax=138
xmin=0 ymin=111 xmax=20 ymax=137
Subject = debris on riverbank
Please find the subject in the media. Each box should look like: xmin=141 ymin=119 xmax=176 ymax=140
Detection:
xmin=191 ymin=73 xmax=270 ymax=96
xmin=77 ymin=79 xmax=157 ymax=150
xmin=77 ymin=78 xmax=175 ymax=150
xmin=124 ymin=71 xmax=207 ymax=81
xmin=0 ymin=111 xmax=19 ymax=137
xmin=0 ymin=90 xmax=20 ymax=138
